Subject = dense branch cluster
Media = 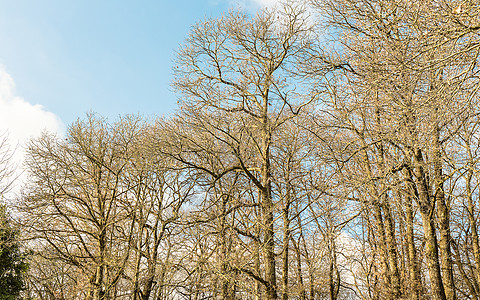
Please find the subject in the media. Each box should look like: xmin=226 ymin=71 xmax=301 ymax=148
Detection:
xmin=2 ymin=0 xmax=480 ymax=299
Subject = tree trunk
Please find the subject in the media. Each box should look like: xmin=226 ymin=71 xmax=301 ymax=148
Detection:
xmin=405 ymin=169 xmax=421 ymax=300
xmin=262 ymin=91 xmax=277 ymax=300
xmin=413 ymin=149 xmax=446 ymax=300
xmin=292 ymin=236 xmax=306 ymax=300
xmin=467 ymin=167 xmax=480 ymax=297
xmin=255 ymin=210 xmax=262 ymax=300
xmin=433 ymin=126 xmax=456 ymax=300
xmin=219 ymin=195 xmax=230 ymax=300
xmin=373 ymin=204 xmax=392 ymax=295
xmin=282 ymin=203 xmax=290 ymax=300
xmin=327 ymin=230 xmax=340 ymax=300
xmin=382 ymin=200 xmax=402 ymax=299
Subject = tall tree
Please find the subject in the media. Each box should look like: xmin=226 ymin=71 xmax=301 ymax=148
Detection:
xmin=165 ymin=3 xmax=320 ymax=299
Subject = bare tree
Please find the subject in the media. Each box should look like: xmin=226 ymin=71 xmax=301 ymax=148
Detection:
xmin=125 ymin=130 xmax=196 ymax=300
xmin=311 ymin=0 xmax=480 ymax=299
xmin=21 ymin=114 xmax=146 ymax=299
xmin=164 ymin=3 xmax=320 ymax=299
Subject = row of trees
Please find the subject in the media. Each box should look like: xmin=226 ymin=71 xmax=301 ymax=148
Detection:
xmin=2 ymin=0 xmax=480 ymax=299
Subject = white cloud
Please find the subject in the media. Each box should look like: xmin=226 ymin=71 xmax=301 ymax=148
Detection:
xmin=250 ymin=0 xmax=281 ymax=7
xmin=228 ymin=0 xmax=281 ymax=10
xmin=0 ymin=66 xmax=63 ymax=198
xmin=230 ymin=0 xmax=313 ymax=19
xmin=0 ymin=69 xmax=63 ymax=144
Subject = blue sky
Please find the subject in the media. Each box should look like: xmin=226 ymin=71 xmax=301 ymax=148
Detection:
xmin=0 ymin=0 xmax=273 ymax=128
xmin=0 ymin=0 xmax=279 ymax=198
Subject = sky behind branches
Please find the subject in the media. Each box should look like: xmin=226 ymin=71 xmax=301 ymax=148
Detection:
xmin=0 ymin=0 xmax=279 ymax=143
xmin=0 ymin=0 xmax=280 ymax=196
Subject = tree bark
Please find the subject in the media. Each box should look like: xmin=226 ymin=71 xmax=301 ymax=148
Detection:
xmin=413 ymin=149 xmax=447 ymax=300
xmin=282 ymin=203 xmax=290 ymax=300
xmin=405 ymin=169 xmax=421 ymax=300
xmin=433 ymin=125 xmax=456 ymax=300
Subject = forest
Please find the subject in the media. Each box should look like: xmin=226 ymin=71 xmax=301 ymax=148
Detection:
xmin=1 ymin=0 xmax=480 ymax=299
